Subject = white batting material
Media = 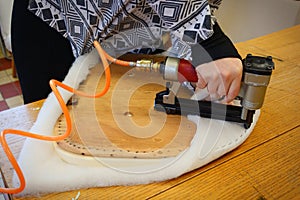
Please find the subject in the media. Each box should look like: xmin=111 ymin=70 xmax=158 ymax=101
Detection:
xmin=13 ymin=49 xmax=259 ymax=196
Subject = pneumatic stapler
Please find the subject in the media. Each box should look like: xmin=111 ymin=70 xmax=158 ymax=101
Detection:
xmin=136 ymin=54 xmax=275 ymax=129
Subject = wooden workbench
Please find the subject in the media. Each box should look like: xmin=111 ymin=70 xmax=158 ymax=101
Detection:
xmin=1 ymin=25 xmax=299 ymax=199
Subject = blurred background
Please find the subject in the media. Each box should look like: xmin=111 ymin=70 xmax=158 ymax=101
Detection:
xmin=215 ymin=0 xmax=300 ymax=42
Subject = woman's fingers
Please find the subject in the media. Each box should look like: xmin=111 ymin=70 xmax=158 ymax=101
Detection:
xmin=195 ymin=57 xmax=243 ymax=103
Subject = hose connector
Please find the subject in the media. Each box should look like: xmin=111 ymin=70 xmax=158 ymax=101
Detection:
xmin=135 ymin=59 xmax=161 ymax=72
xmin=136 ymin=59 xmax=152 ymax=68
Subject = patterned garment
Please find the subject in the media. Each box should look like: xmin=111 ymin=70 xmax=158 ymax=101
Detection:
xmin=28 ymin=0 xmax=222 ymax=58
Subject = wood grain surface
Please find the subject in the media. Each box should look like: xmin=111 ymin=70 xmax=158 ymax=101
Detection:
xmin=54 ymin=64 xmax=197 ymax=159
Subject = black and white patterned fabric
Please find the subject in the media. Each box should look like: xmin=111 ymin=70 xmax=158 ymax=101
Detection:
xmin=28 ymin=0 xmax=222 ymax=58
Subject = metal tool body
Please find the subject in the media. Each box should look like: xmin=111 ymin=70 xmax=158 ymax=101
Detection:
xmin=148 ymin=54 xmax=274 ymax=129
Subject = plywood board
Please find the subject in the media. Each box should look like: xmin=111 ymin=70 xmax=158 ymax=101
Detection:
xmin=54 ymin=62 xmax=197 ymax=158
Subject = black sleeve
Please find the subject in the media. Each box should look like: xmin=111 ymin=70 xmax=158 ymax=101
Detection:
xmin=191 ymin=22 xmax=241 ymax=66
xmin=11 ymin=0 xmax=75 ymax=104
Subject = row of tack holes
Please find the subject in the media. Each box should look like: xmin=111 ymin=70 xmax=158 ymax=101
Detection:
xmin=56 ymin=119 xmax=184 ymax=158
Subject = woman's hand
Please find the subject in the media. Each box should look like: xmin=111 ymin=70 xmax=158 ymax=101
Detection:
xmin=195 ymin=57 xmax=243 ymax=103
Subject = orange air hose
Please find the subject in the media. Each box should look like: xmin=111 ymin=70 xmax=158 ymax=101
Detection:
xmin=0 ymin=41 xmax=132 ymax=194
xmin=94 ymin=41 xmax=134 ymax=67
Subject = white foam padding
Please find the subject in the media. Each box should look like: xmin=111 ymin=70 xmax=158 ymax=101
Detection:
xmin=13 ymin=49 xmax=259 ymax=196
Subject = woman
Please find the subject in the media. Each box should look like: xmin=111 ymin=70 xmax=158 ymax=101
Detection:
xmin=12 ymin=0 xmax=242 ymax=104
